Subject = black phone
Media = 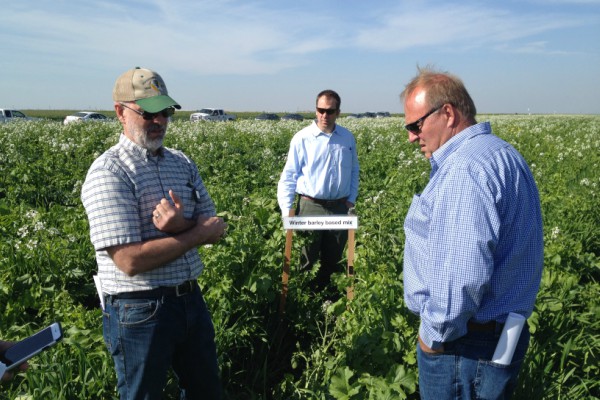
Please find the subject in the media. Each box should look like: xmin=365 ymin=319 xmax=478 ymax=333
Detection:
xmin=2 ymin=322 xmax=63 ymax=371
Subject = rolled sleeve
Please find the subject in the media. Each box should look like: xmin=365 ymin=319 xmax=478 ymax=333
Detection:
xmin=82 ymin=163 xmax=142 ymax=251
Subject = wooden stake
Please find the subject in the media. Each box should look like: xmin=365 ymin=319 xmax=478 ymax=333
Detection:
xmin=346 ymin=228 xmax=356 ymax=300
xmin=279 ymin=209 xmax=295 ymax=315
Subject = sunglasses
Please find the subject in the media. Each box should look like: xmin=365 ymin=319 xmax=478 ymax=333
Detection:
xmin=404 ymin=105 xmax=442 ymax=134
xmin=120 ymin=103 xmax=175 ymax=120
xmin=316 ymin=107 xmax=338 ymax=115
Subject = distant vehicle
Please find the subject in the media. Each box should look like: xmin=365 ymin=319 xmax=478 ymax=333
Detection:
xmin=361 ymin=112 xmax=377 ymax=118
xmin=0 ymin=109 xmax=34 ymax=123
xmin=376 ymin=112 xmax=391 ymax=118
xmin=281 ymin=113 xmax=304 ymax=121
xmin=63 ymin=112 xmax=109 ymax=125
xmin=255 ymin=113 xmax=280 ymax=121
xmin=190 ymin=108 xmax=236 ymax=122
xmin=345 ymin=114 xmax=360 ymax=119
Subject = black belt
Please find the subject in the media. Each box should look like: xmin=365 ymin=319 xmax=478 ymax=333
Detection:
xmin=467 ymin=320 xmax=504 ymax=332
xmin=301 ymin=195 xmax=347 ymax=207
xmin=110 ymin=280 xmax=197 ymax=299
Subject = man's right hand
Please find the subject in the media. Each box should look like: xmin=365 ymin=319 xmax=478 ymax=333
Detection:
xmin=418 ymin=335 xmax=444 ymax=354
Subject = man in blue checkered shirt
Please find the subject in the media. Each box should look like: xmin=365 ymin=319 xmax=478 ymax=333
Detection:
xmin=401 ymin=67 xmax=544 ymax=400
xmin=81 ymin=67 xmax=226 ymax=399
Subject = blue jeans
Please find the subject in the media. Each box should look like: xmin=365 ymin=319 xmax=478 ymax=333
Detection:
xmin=417 ymin=325 xmax=530 ymax=400
xmin=103 ymin=285 xmax=221 ymax=400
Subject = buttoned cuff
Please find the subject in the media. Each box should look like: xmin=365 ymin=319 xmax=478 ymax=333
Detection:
xmin=419 ymin=323 xmax=444 ymax=351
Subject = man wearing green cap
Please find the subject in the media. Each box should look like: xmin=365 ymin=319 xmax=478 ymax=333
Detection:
xmin=82 ymin=67 xmax=226 ymax=399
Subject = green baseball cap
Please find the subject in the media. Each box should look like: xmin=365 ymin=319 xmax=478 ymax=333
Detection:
xmin=112 ymin=67 xmax=181 ymax=113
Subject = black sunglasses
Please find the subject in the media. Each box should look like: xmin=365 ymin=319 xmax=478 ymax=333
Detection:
xmin=316 ymin=107 xmax=338 ymax=115
xmin=404 ymin=105 xmax=442 ymax=134
xmin=120 ymin=103 xmax=175 ymax=120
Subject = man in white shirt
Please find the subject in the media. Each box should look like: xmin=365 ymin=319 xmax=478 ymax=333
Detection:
xmin=277 ymin=90 xmax=359 ymax=296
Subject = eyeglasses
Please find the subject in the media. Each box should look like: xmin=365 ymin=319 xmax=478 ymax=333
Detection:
xmin=404 ymin=105 xmax=442 ymax=134
xmin=119 ymin=103 xmax=175 ymax=120
xmin=316 ymin=107 xmax=338 ymax=115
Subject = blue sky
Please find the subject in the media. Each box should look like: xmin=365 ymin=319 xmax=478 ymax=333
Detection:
xmin=1 ymin=0 xmax=599 ymax=114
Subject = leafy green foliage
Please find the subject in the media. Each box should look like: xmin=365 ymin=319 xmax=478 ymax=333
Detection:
xmin=0 ymin=116 xmax=598 ymax=399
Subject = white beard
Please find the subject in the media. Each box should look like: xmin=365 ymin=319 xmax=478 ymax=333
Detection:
xmin=130 ymin=124 xmax=165 ymax=153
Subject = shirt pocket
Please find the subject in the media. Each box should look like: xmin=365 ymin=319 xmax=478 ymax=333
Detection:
xmin=405 ymin=194 xmax=431 ymax=240
xmin=331 ymin=144 xmax=353 ymax=171
xmin=170 ymin=181 xmax=196 ymax=219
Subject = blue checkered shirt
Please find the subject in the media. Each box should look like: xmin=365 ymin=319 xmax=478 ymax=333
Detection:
xmin=81 ymin=134 xmax=216 ymax=294
xmin=403 ymin=122 xmax=544 ymax=349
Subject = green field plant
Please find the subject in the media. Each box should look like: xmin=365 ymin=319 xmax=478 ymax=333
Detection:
xmin=0 ymin=115 xmax=598 ymax=399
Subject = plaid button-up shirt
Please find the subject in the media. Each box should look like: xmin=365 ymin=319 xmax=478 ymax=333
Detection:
xmin=82 ymin=134 xmax=216 ymax=294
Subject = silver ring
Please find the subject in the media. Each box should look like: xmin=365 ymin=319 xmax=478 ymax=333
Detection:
xmin=154 ymin=213 xmax=161 ymax=219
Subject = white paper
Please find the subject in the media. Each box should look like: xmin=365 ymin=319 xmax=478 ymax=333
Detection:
xmin=492 ymin=312 xmax=526 ymax=365
xmin=283 ymin=216 xmax=358 ymax=230
xmin=93 ymin=275 xmax=105 ymax=311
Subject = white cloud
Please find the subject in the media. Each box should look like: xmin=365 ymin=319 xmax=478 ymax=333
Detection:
xmin=353 ymin=3 xmax=586 ymax=53
xmin=0 ymin=0 xmax=593 ymax=77
xmin=0 ymin=0 xmax=346 ymax=76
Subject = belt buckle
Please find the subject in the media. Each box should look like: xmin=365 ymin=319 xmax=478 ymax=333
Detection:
xmin=175 ymin=281 xmax=191 ymax=297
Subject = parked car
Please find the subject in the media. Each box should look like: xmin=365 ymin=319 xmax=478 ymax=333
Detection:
xmin=64 ymin=112 xmax=108 ymax=125
xmin=189 ymin=108 xmax=236 ymax=122
xmin=255 ymin=113 xmax=280 ymax=121
xmin=376 ymin=112 xmax=391 ymax=118
xmin=281 ymin=113 xmax=304 ymax=121
xmin=0 ymin=108 xmax=35 ymax=123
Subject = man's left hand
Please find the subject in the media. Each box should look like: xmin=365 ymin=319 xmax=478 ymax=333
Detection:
xmin=153 ymin=190 xmax=190 ymax=233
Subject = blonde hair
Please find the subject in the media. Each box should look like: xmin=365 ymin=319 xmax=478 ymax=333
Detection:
xmin=401 ymin=66 xmax=477 ymax=120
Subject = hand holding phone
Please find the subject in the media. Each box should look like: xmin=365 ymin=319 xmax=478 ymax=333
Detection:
xmin=0 ymin=341 xmax=26 ymax=381
xmin=1 ymin=322 xmax=63 ymax=372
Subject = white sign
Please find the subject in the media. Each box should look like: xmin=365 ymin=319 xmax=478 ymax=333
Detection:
xmin=93 ymin=275 xmax=105 ymax=311
xmin=283 ymin=216 xmax=358 ymax=230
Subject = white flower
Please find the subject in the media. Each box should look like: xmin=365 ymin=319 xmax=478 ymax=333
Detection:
xmin=18 ymin=226 xmax=29 ymax=238
xmin=34 ymin=221 xmax=46 ymax=232
xmin=25 ymin=210 xmax=39 ymax=220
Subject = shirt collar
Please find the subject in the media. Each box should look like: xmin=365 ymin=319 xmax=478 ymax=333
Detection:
xmin=310 ymin=120 xmax=338 ymax=137
xmin=430 ymin=121 xmax=491 ymax=171
xmin=119 ymin=133 xmax=164 ymax=160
